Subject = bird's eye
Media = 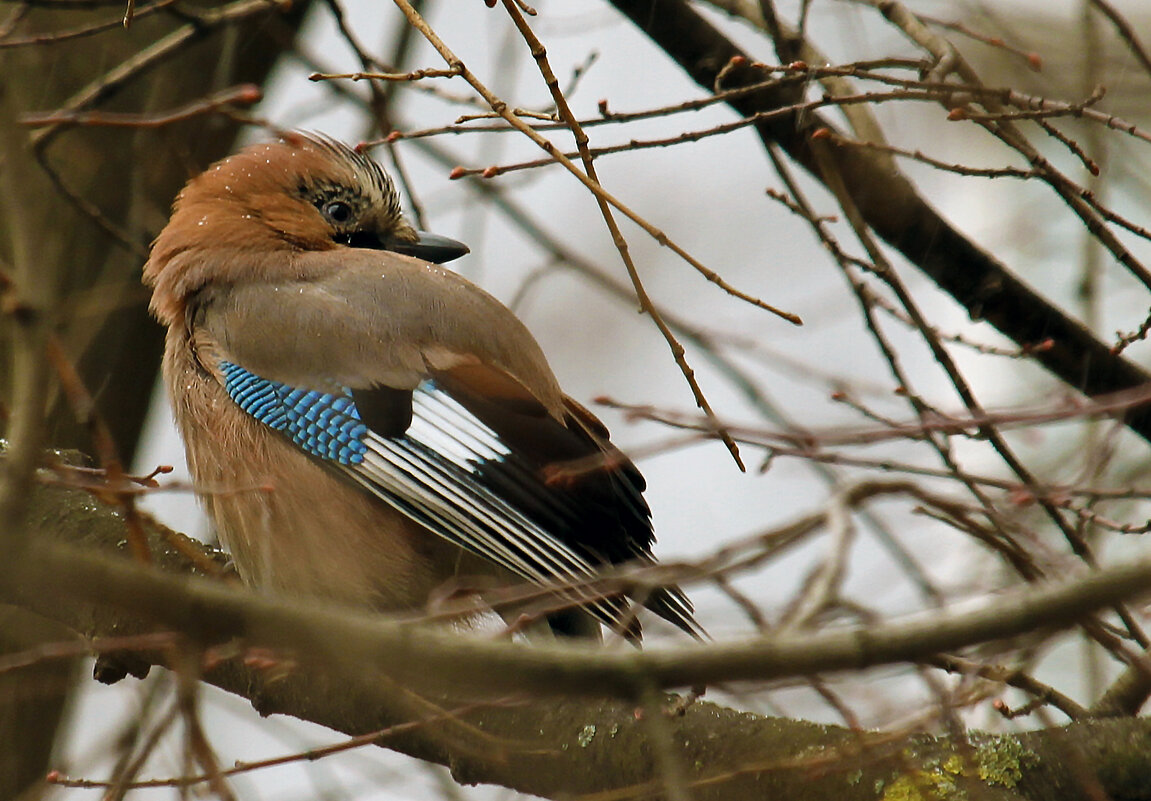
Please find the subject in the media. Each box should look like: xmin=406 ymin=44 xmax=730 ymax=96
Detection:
xmin=322 ymin=201 xmax=353 ymax=225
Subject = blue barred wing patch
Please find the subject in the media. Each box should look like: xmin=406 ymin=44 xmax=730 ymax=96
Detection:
xmin=217 ymin=361 xmax=594 ymax=583
xmin=216 ymin=361 xmax=690 ymax=634
xmin=220 ymin=362 xmax=369 ymax=465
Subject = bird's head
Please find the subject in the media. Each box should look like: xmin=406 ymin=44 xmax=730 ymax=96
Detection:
xmin=144 ymin=133 xmax=468 ymax=323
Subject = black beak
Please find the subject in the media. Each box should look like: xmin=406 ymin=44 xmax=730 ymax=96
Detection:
xmin=386 ymin=230 xmax=470 ymax=264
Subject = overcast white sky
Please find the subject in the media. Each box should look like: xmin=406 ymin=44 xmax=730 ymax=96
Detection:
xmin=49 ymin=0 xmax=1151 ymax=798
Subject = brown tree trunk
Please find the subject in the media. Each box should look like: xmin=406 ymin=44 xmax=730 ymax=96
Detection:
xmin=0 ymin=3 xmax=310 ymax=796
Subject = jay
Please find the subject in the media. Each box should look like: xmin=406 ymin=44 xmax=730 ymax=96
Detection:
xmin=144 ymin=133 xmax=697 ymax=639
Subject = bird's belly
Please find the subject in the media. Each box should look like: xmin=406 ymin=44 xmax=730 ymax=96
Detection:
xmin=180 ymin=389 xmax=474 ymax=612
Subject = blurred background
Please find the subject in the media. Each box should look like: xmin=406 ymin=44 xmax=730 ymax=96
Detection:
xmin=4 ymin=0 xmax=1151 ymax=797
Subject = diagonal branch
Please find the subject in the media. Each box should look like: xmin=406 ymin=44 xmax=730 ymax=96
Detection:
xmin=607 ymin=0 xmax=1151 ymax=446
xmin=8 ymin=466 xmax=1151 ymax=799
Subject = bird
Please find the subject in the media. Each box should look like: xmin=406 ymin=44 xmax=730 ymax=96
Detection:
xmin=143 ymin=132 xmax=699 ymax=640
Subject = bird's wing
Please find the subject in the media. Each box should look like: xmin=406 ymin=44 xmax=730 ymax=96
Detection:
xmin=191 ymin=251 xmax=699 ymax=637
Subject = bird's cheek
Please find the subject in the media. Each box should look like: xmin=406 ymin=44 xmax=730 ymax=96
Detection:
xmin=247 ymin=197 xmax=335 ymax=251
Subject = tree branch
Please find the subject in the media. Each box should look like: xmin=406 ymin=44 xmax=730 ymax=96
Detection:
xmin=5 ymin=470 xmax=1151 ymax=799
xmin=607 ymin=0 xmax=1151 ymax=445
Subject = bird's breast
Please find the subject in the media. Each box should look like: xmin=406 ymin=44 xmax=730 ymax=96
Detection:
xmin=162 ymin=331 xmax=473 ymax=611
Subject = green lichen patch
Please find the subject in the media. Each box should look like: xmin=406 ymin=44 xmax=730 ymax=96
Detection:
xmin=973 ymin=736 xmax=1038 ymax=789
xmin=879 ymin=770 xmax=962 ymax=801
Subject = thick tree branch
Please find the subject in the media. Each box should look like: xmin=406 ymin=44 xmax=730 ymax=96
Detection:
xmin=4 ymin=472 xmax=1151 ymax=799
xmin=608 ymin=0 xmax=1151 ymax=444
xmin=13 ymin=477 xmax=1151 ymax=698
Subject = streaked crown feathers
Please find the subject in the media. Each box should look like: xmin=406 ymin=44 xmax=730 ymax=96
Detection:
xmin=145 ymin=132 xmax=416 ymax=323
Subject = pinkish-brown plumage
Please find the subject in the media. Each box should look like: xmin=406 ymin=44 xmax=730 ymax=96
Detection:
xmin=144 ymin=133 xmax=699 ymax=638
